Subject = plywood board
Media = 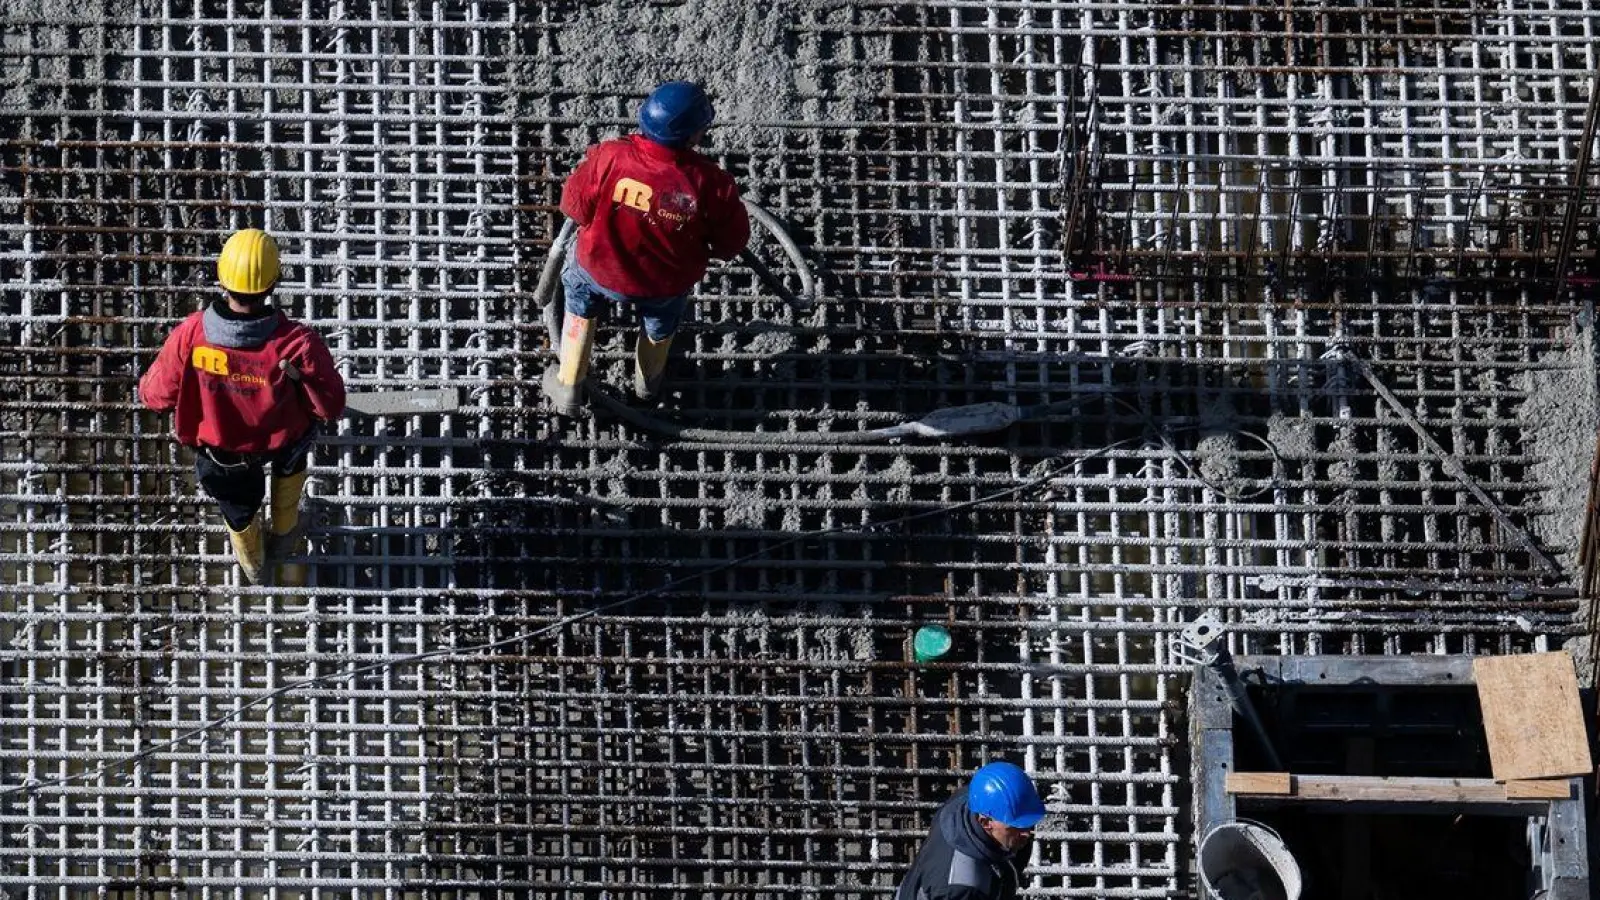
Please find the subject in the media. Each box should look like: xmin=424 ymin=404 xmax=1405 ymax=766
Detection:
xmin=1473 ymin=652 xmax=1592 ymax=782
xmin=1503 ymin=779 xmax=1576 ymax=800
xmin=1224 ymin=772 xmax=1293 ymax=795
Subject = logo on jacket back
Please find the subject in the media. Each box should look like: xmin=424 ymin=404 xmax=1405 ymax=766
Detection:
xmin=192 ymin=346 xmax=230 ymax=376
xmin=191 ymin=345 xmax=268 ymax=390
xmin=613 ymin=179 xmax=698 ymax=228
xmin=613 ymin=178 xmax=653 ymax=212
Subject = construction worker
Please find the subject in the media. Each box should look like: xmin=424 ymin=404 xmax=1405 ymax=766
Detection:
xmin=895 ymin=761 xmax=1046 ymax=900
xmin=544 ymin=80 xmax=752 ymax=413
xmin=138 ymin=229 xmax=346 ymax=584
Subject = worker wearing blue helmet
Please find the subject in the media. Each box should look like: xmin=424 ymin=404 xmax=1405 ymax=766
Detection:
xmin=895 ymin=761 xmax=1046 ymax=900
xmin=547 ymin=80 xmax=752 ymax=414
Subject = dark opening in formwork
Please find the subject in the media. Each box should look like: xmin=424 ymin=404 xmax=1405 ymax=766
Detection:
xmin=1190 ymin=656 xmax=1589 ymax=900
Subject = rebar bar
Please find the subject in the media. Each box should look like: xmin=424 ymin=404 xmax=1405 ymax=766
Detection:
xmin=1 ymin=1 xmax=1596 ymax=897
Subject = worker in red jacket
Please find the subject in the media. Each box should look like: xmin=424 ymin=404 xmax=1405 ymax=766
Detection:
xmin=139 ymin=229 xmax=346 ymax=584
xmin=545 ymin=80 xmax=752 ymax=414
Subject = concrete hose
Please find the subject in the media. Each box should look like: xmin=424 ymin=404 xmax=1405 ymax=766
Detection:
xmin=537 ymin=218 xmax=578 ymax=343
xmin=536 ymin=204 xmax=1033 ymax=446
xmin=534 ymin=199 xmax=815 ymax=343
xmin=739 ymin=198 xmax=819 ymax=312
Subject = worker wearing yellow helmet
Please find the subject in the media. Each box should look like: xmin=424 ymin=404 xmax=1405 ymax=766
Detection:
xmin=139 ymin=228 xmax=346 ymax=585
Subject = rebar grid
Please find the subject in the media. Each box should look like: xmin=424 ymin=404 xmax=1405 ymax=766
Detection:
xmin=0 ymin=1 xmax=1595 ymax=897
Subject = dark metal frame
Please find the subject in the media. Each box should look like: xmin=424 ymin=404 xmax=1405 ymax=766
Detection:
xmin=1190 ymin=655 xmax=1590 ymax=900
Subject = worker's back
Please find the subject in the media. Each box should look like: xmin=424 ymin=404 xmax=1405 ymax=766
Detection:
xmin=896 ymin=790 xmax=1026 ymax=900
xmin=139 ymin=306 xmax=345 ymax=454
xmin=559 ymin=133 xmax=749 ymax=298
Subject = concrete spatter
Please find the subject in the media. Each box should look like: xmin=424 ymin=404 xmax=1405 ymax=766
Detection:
xmin=594 ymin=453 xmax=634 ymax=506
xmin=723 ymin=480 xmax=771 ymax=530
xmin=1265 ymin=412 xmax=1316 ymax=462
xmin=1194 ymin=392 xmax=1247 ymax=497
xmin=1327 ymin=433 xmax=1359 ymax=488
xmin=717 ymin=601 xmax=773 ymax=655
xmin=1516 ymin=324 xmax=1600 ymax=684
xmin=715 ymin=327 xmax=797 ymax=363
xmin=745 ymin=329 xmax=797 ymax=358
xmin=796 ymin=600 xmax=874 ymax=662
xmin=518 ymin=0 xmax=890 ymax=150
xmin=882 ymin=456 xmax=914 ymax=504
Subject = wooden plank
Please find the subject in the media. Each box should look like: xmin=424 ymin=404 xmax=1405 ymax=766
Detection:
xmin=1232 ymin=774 xmax=1567 ymax=805
xmin=1224 ymin=772 xmax=1293 ymax=795
xmin=1288 ymin=776 xmax=1504 ymax=803
xmin=344 ymin=388 xmax=460 ymax=417
xmin=1473 ymin=652 xmax=1592 ymax=782
xmin=1503 ymin=779 xmax=1576 ymax=800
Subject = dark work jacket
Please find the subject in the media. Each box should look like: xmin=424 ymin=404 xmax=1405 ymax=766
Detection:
xmin=895 ymin=790 xmax=1028 ymax=900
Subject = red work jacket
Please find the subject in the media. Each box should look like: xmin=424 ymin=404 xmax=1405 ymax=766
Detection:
xmin=560 ymin=134 xmax=751 ymax=297
xmin=139 ymin=308 xmax=346 ymax=453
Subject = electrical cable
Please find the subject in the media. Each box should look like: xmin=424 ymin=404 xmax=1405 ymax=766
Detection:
xmin=1103 ymin=394 xmax=1288 ymax=502
xmin=0 ymin=435 xmax=1147 ymax=799
xmin=37 ymin=209 xmax=1289 ymax=798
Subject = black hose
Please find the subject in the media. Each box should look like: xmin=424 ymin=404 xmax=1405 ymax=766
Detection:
xmin=533 ymin=202 xmax=817 ymax=329
xmin=740 ymin=199 xmax=819 ymax=311
xmin=537 ymin=219 xmax=577 ymax=341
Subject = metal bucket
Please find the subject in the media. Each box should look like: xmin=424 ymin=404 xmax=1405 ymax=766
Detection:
xmin=1198 ymin=820 xmax=1302 ymax=900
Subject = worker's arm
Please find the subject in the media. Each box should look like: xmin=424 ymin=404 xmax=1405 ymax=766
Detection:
xmin=137 ymin=324 xmax=189 ymax=411
xmin=559 ymin=146 xmax=605 ymax=227
xmin=289 ymin=332 xmax=347 ymax=421
xmin=704 ymin=174 xmax=751 ymax=260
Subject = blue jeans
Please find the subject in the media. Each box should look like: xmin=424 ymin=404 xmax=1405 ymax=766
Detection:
xmin=562 ymin=259 xmax=690 ymax=342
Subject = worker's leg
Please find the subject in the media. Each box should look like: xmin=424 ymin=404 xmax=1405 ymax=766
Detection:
xmin=267 ymin=429 xmax=317 ymax=585
xmin=543 ymin=259 xmax=604 ymax=415
xmin=632 ymin=293 xmax=690 ymax=401
xmin=195 ymin=449 xmax=268 ymax=584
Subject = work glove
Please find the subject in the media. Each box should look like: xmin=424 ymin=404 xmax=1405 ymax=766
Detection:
xmin=280 ymin=360 xmax=302 ymax=382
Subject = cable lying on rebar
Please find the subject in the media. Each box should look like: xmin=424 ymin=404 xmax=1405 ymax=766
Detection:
xmin=0 ymin=386 xmax=1314 ymax=800
xmin=0 ymin=435 xmax=1149 ymax=800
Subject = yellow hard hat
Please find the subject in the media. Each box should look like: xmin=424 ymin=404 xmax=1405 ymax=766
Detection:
xmin=217 ymin=228 xmax=281 ymax=295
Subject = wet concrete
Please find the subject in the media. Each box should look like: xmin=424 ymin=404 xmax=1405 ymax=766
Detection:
xmin=1266 ymin=412 xmax=1317 ymax=461
xmin=509 ymin=0 xmax=891 ymax=150
xmin=1518 ymin=324 xmax=1600 ymax=683
xmin=1520 ymin=325 xmax=1599 ymax=569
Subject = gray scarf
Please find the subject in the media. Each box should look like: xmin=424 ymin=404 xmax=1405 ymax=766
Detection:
xmin=202 ymin=305 xmax=282 ymax=349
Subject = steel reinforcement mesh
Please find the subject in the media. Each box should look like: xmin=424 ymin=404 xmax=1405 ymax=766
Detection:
xmin=0 ymin=1 xmax=1597 ymax=896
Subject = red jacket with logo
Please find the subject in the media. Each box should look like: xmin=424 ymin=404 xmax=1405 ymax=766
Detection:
xmin=138 ymin=309 xmax=346 ymax=453
xmin=560 ymin=134 xmax=751 ymax=298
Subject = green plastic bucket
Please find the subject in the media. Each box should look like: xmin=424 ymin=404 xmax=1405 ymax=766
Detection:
xmin=913 ymin=625 xmax=953 ymax=663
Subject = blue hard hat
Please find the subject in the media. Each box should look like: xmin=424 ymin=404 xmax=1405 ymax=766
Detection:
xmin=967 ymin=762 xmax=1046 ymax=829
xmin=639 ymin=81 xmax=715 ymax=147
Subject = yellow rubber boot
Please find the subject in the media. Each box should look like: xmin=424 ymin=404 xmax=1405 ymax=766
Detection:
xmin=634 ymin=332 xmax=674 ymax=401
xmin=269 ymin=471 xmax=310 ymax=587
xmin=227 ymin=517 xmax=266 ymax=585
xmin=270 ymin=471 xmax=309 ymax=537
xmin=542 ymin=312 xmax=596 ymax=416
